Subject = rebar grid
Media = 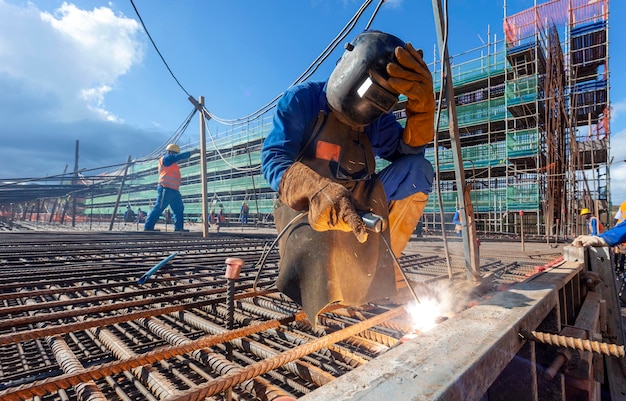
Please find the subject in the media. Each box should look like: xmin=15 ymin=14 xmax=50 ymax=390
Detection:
xmin=0 ymin=232 xmax=554 ymax=400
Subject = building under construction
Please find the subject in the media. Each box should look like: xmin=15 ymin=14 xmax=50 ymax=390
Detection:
xmin=1 ymin=1 xmax=623 ymax=400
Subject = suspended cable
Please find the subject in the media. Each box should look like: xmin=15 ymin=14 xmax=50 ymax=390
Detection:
xmin=432 ymin=0 xmax=454 ymax=278
xmin=137 ymin=107 xmax=198 ymax=162
xmin=202 ymin=117 xmax=261 ymax=174
xmin=364 ymin=0 xmax=384 ymax=30
xmin=204 ymin=0 xmax=375 ymax=126
xmin=129 ymin=0 xmax=192 ymax=98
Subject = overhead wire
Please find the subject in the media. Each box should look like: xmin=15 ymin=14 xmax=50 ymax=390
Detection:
xmin=129 ymin=0 xmax=192 ymax=99
xmin=126 ymin=0 xmax=380 ymax=178
xmin=136 ymin=107 xmax=198 ymax=162
xmin=201 ymin=117 xmax=261 ymax=174
xmin=203 ymin=0 xmax=376 ymax=126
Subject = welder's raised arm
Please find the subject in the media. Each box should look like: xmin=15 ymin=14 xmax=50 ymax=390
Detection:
xmin=387 ymin=43 xmax=435 ymax=147
xmin=278 ymin=161 xmax=368 ymax=243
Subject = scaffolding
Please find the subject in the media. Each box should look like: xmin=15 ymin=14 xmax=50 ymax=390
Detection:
xmin=504 ymin=0 xmax=610 ymax=237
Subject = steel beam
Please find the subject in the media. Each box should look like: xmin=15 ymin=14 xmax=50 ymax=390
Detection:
xmin=301 ymin=259 xmax=582 ymax=401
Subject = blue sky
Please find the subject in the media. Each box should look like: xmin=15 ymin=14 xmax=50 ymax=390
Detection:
xmin=1 ymin=0 xmax=624 ymax=202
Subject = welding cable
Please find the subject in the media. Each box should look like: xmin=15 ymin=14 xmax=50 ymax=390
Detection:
xmin=252 ymin=212 xmax=307 ymax=293
xmin=363 ymin=0 xmax=384 ymax=30
xmin=252 ymin=210 xmax=421 ymax=305
xmin=378 ymin=234 xmax=421 ymax=305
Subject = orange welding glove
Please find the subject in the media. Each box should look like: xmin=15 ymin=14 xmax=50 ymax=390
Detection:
xmin=387 ymin=43 xmax=435 ymax=147
xmin=278 ymin=162 xmax=368 ymax=243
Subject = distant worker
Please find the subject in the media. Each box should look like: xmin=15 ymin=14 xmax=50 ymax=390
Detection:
xmin=240 ymin=201 xmax=249 ymax=224
xmin=123 ymin=205 xmax=136 ymax=223
xmin=452 ymin=208 xmax=462 ymax=237
xmin=213 ymin=205 xmax=225 ymax=232
xmin=218 ymin=206 xmax=225 ymax=231
xmin=580 ymin=208 xmax=602 ymax=235
xmin=210 ymin=207 xmax=217 ymax=225
xmin=261 ymin=30 xmax=435 ymax=321
xmin=614 ymin=201 xmax=626 ymax=225
xmin=137 ymin=208 xmax=146 ymax=223
xmin=144 ymin=144 xmax=199 ymax=232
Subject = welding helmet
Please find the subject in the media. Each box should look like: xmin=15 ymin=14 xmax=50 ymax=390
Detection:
xmin=326 ymin=30 xmax=405 ymax=128
xmin=166 ymin=143 xmax=181 ymax=154
xmin=580 ymin=208 xmax=591 ymax=216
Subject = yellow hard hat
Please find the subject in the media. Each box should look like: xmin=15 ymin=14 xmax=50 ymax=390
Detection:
xmin=580 ymin=208 xmax=591 ymax=216
xmin=166 ymin=143 xmax=180 ymax=154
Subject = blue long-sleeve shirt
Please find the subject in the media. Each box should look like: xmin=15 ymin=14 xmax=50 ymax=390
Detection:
xmin=261 ymin=81 xmax=425 ymax=192
xmin=587 ymin=216 xmax=600 ymax=235
xmin=453 ymin=211 xmax=461 ymax=225
xmin=162 ymin=151 xmax=192 ymax=167
xmin=599 ymin=221 xmax=626 ymax=246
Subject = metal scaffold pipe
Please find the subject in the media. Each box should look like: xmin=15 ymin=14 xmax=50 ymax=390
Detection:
xmin=431 ymin=0 xmax=480 ymax=281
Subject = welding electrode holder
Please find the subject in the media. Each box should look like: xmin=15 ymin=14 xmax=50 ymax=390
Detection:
xmin=359 ymin=212 xmax=385 ymax=233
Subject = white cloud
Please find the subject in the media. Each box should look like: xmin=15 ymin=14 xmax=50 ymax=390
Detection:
xmin=612 ymin=98 xmax=626 ymax=123
xmin=0 ymin=1 xmax=164 ymax=179
xmin=0 ymin=1 xmax=143 ymax=122
xmin=81 ymin=85 xmax=120 ymax=122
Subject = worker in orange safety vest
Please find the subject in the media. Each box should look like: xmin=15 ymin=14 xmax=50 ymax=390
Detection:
xmin=144 ymin=144 xmax=199 ymax=232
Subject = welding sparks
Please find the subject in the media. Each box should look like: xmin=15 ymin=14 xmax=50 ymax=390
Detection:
xmin=403 ymin=280 xmax=472 ymax=332
xmin=405 ymin=297 xmax=444 ymax=332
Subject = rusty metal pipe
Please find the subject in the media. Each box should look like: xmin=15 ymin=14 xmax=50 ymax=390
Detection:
xmin=521 ymin=329 xmax=625 ymax=358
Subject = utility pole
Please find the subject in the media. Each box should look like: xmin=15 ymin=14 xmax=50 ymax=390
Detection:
xmin=108 ymin=155 xmax=132 ymax=231
xmin=189 ymin=96 xmax=211 ymax=237
xmin=49 ymin=165 xmax=68 ymax=223
xmin=432 ymin=0 xmax=481 ymax=281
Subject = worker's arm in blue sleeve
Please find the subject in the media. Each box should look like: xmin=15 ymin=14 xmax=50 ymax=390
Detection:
xmin=261 ymin=82 xmax=323 ymax=191
xmin=453 ymin=211 xmax=461 ymax=225
xmin=590 ymin=218 xmax=598 ymax=235
xmin=162 ymin=151 xmax=192 ymax=166
xmin=599 ymin=221 xmax=626 ymax=247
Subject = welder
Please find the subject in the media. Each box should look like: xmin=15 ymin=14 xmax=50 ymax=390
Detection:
xmin=261 ymin=30 xmax=435 ymax=321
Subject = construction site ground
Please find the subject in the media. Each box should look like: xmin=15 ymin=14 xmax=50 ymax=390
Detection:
xmin=2 ymin=219 xmax=625 ymax=400
xmin=7 ymin=218 xmax=569 ymax=259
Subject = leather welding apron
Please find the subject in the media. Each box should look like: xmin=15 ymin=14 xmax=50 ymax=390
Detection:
xmin=274 ymin=111 xmax=397 ymax=323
